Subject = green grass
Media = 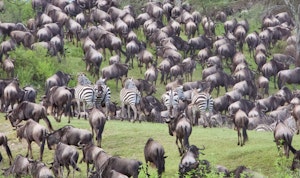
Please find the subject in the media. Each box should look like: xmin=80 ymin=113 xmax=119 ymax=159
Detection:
xmin=1 ymin=114 xmax=300 ymax=177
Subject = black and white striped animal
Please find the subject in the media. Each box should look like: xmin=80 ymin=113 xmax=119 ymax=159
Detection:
xmin=190 ymin=89 xmax=214 ymax=127
xmin=74 ymin=84 xmax=96 ymax=118
xmin=119 ymin=79 xmax=141 ymax=122
xmin=161 ymin=89 xmax=180 ymax=119
xmin=95 ymin=78 xmax=111 ymax=118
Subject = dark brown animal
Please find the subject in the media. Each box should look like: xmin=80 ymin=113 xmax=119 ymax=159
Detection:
xmin=29 ymin=160 xmax=54 ymax=178
xmin=179 ymin=145 xmax=205 ymax=178
xmin=6 ymin=101 xmax=53 ymax=131
xmin=16 ymin=119 xmax=48 ymax=161
xmin=80 ymin=143 xmax=104 ymax=177
xmin=100 ymin=156 xmax=142 ymax=178
xmin=101 ymin=63 xmax=129 ymax=89
xmin=47 ymin=125 xmax=93 ymax=149
xmin=50 ymin=142 xmax=81 ymax=178
xmin=88 ymin=107 xmax=106 ymax=147
xmin=274 ymin=120 xmax=294 ymax=158
xmin=45 ymin=71 xmax=72 ymax=95
xmin=43 ymin=86 xmax=74 ymax=123
xmin=144 ymin=138 xmax=166 ymax=178
xmin=0 ymin=133 xmax=13 ymax=165
xmin=3 ymin=79 xmax=24 ymax=111
xmin=3 ymin=155 xmax=31 ymax=177
xmin=166 ymin=113 xmax=192 ymax=156
xmin=233 ymin=109 xmax=249 ymax=146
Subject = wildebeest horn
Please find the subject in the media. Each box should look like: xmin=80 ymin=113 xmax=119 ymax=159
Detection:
xmin=199 ymin=145 xmax=205 ymax=150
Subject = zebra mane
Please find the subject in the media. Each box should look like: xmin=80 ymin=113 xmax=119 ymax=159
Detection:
xmin=124 ymin=78 xmax=136 ymax=89
xmin=96 ymin=77 xmax=106 ymax=85
xmin=77 ymin=73 xmax=92 ymax=86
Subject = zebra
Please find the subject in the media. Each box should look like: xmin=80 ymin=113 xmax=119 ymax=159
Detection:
xmin=74 ymin=73 xmax=97 ymax=119
xmin=74 ymin=84 xmax=96 ymax=119
xmin=95 ymin=78 xmax=112 ymax=119
xmin=191 ymin=89 xmax=214 ymax=127
xmin=119 ymin=84 xmax=141 ymax=122
xmin=161 ymin=89 xmax=180 ymax=118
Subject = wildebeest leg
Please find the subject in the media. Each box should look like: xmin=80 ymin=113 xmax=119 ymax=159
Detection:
xmin=176 ymin=137 xmax=184 ymax=156
xmin=121 ymin=103 xmax=126 ymax=121
xmin=27 ymin=141 xmax=32 ymax=159
xmin=237 ymin=128 xmax=241 ymax=146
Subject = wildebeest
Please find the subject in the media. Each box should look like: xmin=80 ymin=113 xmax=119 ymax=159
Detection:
xmin=166 ymin=113 xmax=192 ymax=156
xmin=274 ymin=120 xmax=294 ymax=158
xmin=80 ymin=142 xmax=104 ymax=177
xmin=45 ymin=71 xmax=72 ymax=95
xmin=42 ymin=86 xmax=74 ymax=123
xmin=29 ymin=160 xmax=54 ymax=178
xmin=277 ymin=67 xmax=300 ymax=89
xmin=291 ymin=104 xmax=300 ymax=134
xmin=101 ymin=62 xmax=129 ymax=89
xmin=47 ymin=125 xmax=93 ymax=149
xmin=100 ymin=156 xmax=142 ymax=178
xmin=83 ymin=46 xmax=103 ymax=78
xmin=6 ymin=101 xmax=53 ymax=131
xmin=0 ymin=133 xmax=13 ymax=165
xmin=2 ymin=58 xmax=14 ymax=78
xmin=3 ymin=154 xmax=31 ymax=177
xmin=50 ymin=142 xmax=81 ymax=178
xmin=3 ymin=78 xmax=24 ymax=112
xmin=178 ymin=145 xmax=205 ymax=178
xmin=233 ymin=109 xmax=249 ymax=146
xmin=16 ymin=119 xmax=48 ymax=161
xmin=144 ymin=138 xmax=166 ymax=178
xmin=88 ymin=107 xmax=106 ymax=147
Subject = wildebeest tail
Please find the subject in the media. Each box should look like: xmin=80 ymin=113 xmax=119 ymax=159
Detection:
xmin=42 ymin=108 xmax=54 ymax=131
xmin=71 ymin=152 xmax=81 ymax=172
xmin=3 ymin=136 xmax=13 ymax=165
xmin=183 ymin=126 xmax=190 ymax=149
xmin=40 ymin=130 xmax=47 ymax=161
xmin=96 ymin=119 xmax=105 ymax=147
xmin=288 ymin=143 xmax=297 ymax=154
xmin=242 ymin=126 xmax=248 ymax=142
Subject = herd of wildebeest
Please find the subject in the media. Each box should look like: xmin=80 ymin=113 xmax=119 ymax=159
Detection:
xmin=1 ymin=0 xmax=300 ymax=177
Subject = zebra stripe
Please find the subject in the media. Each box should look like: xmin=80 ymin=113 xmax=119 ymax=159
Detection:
xmin=191 ymin=91 xmax=214 ymax=112
xmin=95 ymin=84 xmax=111 ymax=108
xmin=161 ymin=89 xmax=180 ymax=118
xmin=120 ymin=87 xmax=141 ymax=122
xmin=74 ymin=85 xmax=96 ymax=113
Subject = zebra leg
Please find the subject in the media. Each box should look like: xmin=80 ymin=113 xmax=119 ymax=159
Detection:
xmin=131 ymin=104 xmax=137 ymax=123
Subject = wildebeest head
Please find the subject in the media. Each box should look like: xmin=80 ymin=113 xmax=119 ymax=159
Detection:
xmin=47 ymin=126 xmax=71 ymax=149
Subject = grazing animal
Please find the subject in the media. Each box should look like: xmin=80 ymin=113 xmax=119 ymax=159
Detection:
xmin=2 ymin=58 xmax=14 ymax=78
xmin=0 ymin=133 xmax=13 ymax=165
xmin=88 ymin=107 xmax=106 ymax=147
xmin=47 ymin=125 xmax=93 ymax=149
xmin=100 ymin=156 xmax=142 ymax=178
xmin=95 ymin=78 xmax=111 ymax=113
xmin=277 ymin=67 xmax=300 ymax=89
xmin=291 ymin=104 xmax=300 ymax=134
xmin=80 ymin=143 xmax=104 ymax=177
xmin=274 ymin=120 xmax=294 ymax=158
xmin=29 ymin=160 xmax=54 ymax=178
xmin=6 ymin=101 xmax=53 ymax=131
xmin=3 ymin=155 xmax=31 ymax=177
xmin=101 ymin=63 xmax=129 ymax=89
xmin=50 ymin=142 xmax=81 ymax=178
xmin=83 ymin=46 xmax=103 ymax=78
xmin=179 ymin=145 xmax=205 ymax=178
xmin=3 ymin=79 xmax=24 ymax=112
xmin=119 ymin=83 xmax=141 ymax=122
xmin=74 ymin=84 xmax=97 ymax=119
xmin=233 ymin=109 xmax=249 ymax=146
xmin=144 ymin=138 xmax=166 ymax=178
xmin=161 ymin=89 xmax=180 ymax=119
xmin=191 ymin=90 xmax=214 ymax=128
xmin=45 ymin=71 xmax=72 ymax=95
xmin=166 ymin=113 xmax=192 ymax=156
xmin=16 ymin=119 xmax=48 ymax=161
xmin=43 ymin=86 xmax=74 ymax=123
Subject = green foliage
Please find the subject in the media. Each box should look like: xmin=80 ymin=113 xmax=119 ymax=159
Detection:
xmin=9 ymin=46 xmax=61 ymax=91
xmin=1 ymin=0 xmax=34 ymax=23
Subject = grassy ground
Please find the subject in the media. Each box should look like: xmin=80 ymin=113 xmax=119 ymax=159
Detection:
xmin=1 ymin=113 xmax=300 ymax=177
